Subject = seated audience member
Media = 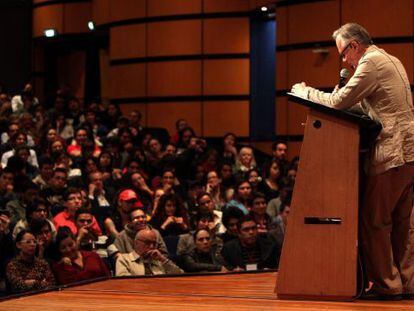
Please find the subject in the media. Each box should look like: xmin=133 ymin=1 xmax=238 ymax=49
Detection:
xmin=40 ymin=167 xmax=68 ymax=216
xmin=88 ymin=171 xmax=114 ymax=230
xmin=181 ymin=229 xmax=225 ymax=273
xmin=219 ymin=206 xmax=244 ymax=243
xmin=104 ymin=189 xmax=143 ymax=238
xmin=220 ymin=133 xmax=238 ymax=165
xmin=1 ymin=120 xmax=34 ymax=147
xmin=233 ymin=146 xmax=256 ymax=176
xmin=219 ymin=162 xmax=235 ymax=189
xmin=249 ymin=192 xmax=272 ymax=235
xmin=53 ymin=227 xmax=110 ymax=285
xmin=5 ymin=180 xmax=40 ymax=227
xmin=53 ymin=188 xmax=102 ymax=235
xmin=151 ymin=188 xmax=165 ymax=217
xmin=74 ymin=208 xmax=102 ymax=251
xmin=221 ymin=215 xmax=280 ymax=271
xmin=247 ymin=168 xmax=262 ymax=192
xmin=205 ymin=170 xmax=226 ymax=211
xmin=177 ymin=211 xmax=223 ymax=256
xmin=113 ymin=207 xmax=167 ymax=255
xmin=1 ymin=131 xmax=38 ymax=169
xmin=258 ymin=159 xmax=282 ymax=202
xmin=225 ymin=179 xmax=252 ymax=215
xmin=0 ymin=168 xmax=16 ymax=208
xmin=30 ymin=219 xmax=57 ymax=262
xmin=196 ymin=192 xmax=224 ymax=234
xmin=0 ymin=211 xmax=14 ymax=294
xmin=150 ymin=193 xmax=189 ymax=237
xmin=170 ymin=118 xmax=188 ymax=145
xmin=115 ymin=229 xmax=182 ymax=276
xmin=6 ymin=230 xmax=55 ymax=292
xmin=13 ymin=197 xmax=56 ymax=240
xmin=32 ymin=157 xmax=54 ymax=190
xmin=266 ymin=187 xmax=292 ymax=222
xmin=269 ymin=198 xmax=291 ymax=249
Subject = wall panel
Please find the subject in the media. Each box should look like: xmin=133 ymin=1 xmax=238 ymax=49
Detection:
xmin=288 ymin=1 xmax=340 ymax=44
xmin=203 ymin=18 xmax=250 ymax=54
xmin=275 ymin=96 xmax=288 ymax=135
xmin=203 ymin=101 xmax=249 ymax=136
xmin=147 ymin=0 xmax=202 ymax=16
xmin=109 ymin=64 xmax=146 ymax=98
xmin=109 ymin=0 xmax=146 ymax=22
xmin=203 ymin=59 xmax=249 ymax=95
xmin=276 ymin=51 xmax=287 ymax=90
xmin=110 ymin=25 xmax=146 ymax=60
xmin=342 ymin=0 xmax=414 ymax=37
xmin=64 ymin=3 xmax=91 ymax=34
xmin=276 ymin=6 xmax=287 ymax=46
xmin=287 ymin=47 xmax=339 ymax=88
xmin=203 ymin=0 xmax=250 ymax=13
xmin=147 ymin=21 xmax=202 ymax=56
xmin=147 ymin=102 xmax=202 ymax=135
xmin=147 ymin=61 xmax=202 ymax=96
xmin=92 ymin=0 xmax=110 ymax=26
xmin=33 ymin=5 xmax=63 ymax=37
xmin=287 ymin=141 xmax=302 ymax=161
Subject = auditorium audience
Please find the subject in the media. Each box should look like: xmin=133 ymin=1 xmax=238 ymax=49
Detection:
xmin=0 ymin=84 xmax=299 ymax=296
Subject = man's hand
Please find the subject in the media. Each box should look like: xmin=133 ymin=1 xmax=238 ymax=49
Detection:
xmin=291 ymin=82 xmax=309 ymax=98
xmin=145 ymin=249 xmax=167 ymax=262
xmin=0 ymin=214 xmax=10 ymax=235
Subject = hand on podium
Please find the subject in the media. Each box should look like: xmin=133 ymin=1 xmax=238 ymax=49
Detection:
xmin=291 ymin=82 xmax=310 ymax=99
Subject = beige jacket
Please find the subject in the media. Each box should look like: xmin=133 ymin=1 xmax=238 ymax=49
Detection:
xmin=115 ymin=251 xmax=183 ymax=276
xmin=306 ymin=45 xmax=414 ymax=175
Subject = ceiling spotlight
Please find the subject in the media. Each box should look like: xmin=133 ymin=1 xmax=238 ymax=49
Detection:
xmin=88 ymin=21 xmax=95 ymax=31
xmin=261 ymin=6 xmax=268 ymax=12
xmin=44 ymin=29 xmax=57 ymax=38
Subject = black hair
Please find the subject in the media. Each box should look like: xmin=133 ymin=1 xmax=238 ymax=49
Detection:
xmin=222 ymin=206 xmax=244 ymax=228
xmin=74 ymin=207 xmax=92 ymax=221
xmin=236 ymin=215 xmax=256 ymax=231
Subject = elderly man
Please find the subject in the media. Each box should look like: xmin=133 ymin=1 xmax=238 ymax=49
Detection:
xmin=291 ymin=23 xmax=414 ymax=300
xmin=115 ymin=229 xmax=182 ymax=276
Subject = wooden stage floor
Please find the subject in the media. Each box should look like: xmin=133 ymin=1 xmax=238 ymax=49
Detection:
xmin=1 ymin=271 xmax=414 ymax=310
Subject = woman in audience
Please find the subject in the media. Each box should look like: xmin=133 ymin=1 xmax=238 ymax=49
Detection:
xmin=30 ymin=219 xmax=57 ymax=262
xmin=6 ymin=230 xmax=55 ymax=292
xmin=150 ymin=193 xmax=189 ymax=237
xmin=247 ymin=168 xmax=262 ymax=192
xmin=221 ymin=133 xmax=238 ymax=164
xmin=129 ymin=171 xmax=153 ymax=213
xmin=234 ymin=146 xmax=256 ymax=176
xmin=225 ymin=179 xmax=252 ymax=215
xmin=249 ymin=192 xmax=272 ymax=235
xmin=181 ymin=229 xmax=225 ymax=273
xmin=52 ymin=227 xmax=110 ymax=285
xmin=258 ymin=159 xmax=281 ymax=202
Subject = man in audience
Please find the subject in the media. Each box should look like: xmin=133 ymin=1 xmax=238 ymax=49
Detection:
xmin=116 ymin=228 xmax=182 ymax=276
xmin=40 ymin=167 xmax=68 ymax=216
xmin=221 ymin=215 xmax=280 ymax=271
xmin=220 ymin=206 xmax=244 ymax=243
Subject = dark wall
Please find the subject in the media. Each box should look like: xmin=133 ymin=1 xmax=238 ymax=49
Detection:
xmin=0 ymin=0 xmax=31 ymax=94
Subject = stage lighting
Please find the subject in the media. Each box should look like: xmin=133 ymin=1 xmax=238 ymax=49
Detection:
xmin=44 ymin=29 xmax=57 ymax=38
xmin=88 ymin=21 xmax=95 ymax=31
xmin=261 ymin=6 xmax=268 ymax=12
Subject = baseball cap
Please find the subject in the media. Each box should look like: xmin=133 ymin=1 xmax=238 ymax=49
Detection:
xmin=119 ymin=189 xmax=143 ymax=208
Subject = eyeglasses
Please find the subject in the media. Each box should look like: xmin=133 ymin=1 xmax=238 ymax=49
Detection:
xmin=339 ymin=41 xmax=353 ymax=60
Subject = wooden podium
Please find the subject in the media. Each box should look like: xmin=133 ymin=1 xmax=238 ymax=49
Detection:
xmin=276 ymin=94 xmax=380 ymax=301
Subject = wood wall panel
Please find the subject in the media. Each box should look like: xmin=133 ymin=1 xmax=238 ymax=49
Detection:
xmin=287 ymin=47 xmax=339 ymax=88
xmin=33 ymin=0 xmax=52 ymax=3
xmin=109 ymin=64 xmax=146 ymax=98
xmin=147 ymin=61 xmax=202 ymax=96
xmin=110 ymin=25 xmax=146 ymax=60
xmin=287 ymin=103 xmax=308 ymax=136
xmin=288 ymin=1 xmax=340 ymax=44
xmin=276 ymin=51 xmax=287 ymax=90
xmin=203 ymin=59 xmax=249 ymax=95
xmin=378 ymin=43 xmax=414 ymax=84
xmin=147 ymin=0 xmax=202 ymax=16
xmin=92 ymin=0 xmax=110 ymax=26
xmin=203 ymin=18 xmax=250 ymax=54
xmin=33 ymin=5 xmax=63 ymax=37
xmin=63 ymin=3 xmax=91 ymax=34
xmin=342 ymin=0 xmax=414 ymax=37
xmin=109 ymin=0 xmax=146 ymax=22
xmin=287 ymin=141 xmax=302 ymax=160
xmin=276 ymin=96 xmax=288 ymax=135
xmin=203 ymin=0 xmax=250 ymax=13
xmin=276 ymin=6 xmax=287 ymax=46
xmin=147 ymin=102 xmax=202 ymax=135
xmin=203 ymin=101 xmax=249 ymax=136
xmin=57 ymin=51 xmax=86 ymax=99
xmin=147 ymin=21 xmax=202 ymax=56
xmin=120 ymin=103 xmax=147 ymax=126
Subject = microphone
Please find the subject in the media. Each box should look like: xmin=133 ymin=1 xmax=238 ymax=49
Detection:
xmin=339 ymin=68 xmax=350 ymax=88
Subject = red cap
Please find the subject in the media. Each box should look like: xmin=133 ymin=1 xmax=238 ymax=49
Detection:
xmin=119 ymin=189 xmax=143 ymax=208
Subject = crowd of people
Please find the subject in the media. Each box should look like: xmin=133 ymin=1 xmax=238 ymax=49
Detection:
xmin=0 ymin=84 xmax=297 ymax=295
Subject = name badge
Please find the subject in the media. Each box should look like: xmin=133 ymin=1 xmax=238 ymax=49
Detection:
xmin=246 ymin=263 xmax=258 ymax=271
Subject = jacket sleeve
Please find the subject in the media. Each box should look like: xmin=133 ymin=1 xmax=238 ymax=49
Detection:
xmin=308 ymin=58 xmax=378 ymax=110
xmin=181 ymin=254 xmax=221 ymax=273
xmin=115 ymin=255 xmax=131 ymax=276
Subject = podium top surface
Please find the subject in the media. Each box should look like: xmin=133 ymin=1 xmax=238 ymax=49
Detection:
xmin=287 ymin=93 xmax=380 ymax=130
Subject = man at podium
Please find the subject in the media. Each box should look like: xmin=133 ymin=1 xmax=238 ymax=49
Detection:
xmin=291 ymin=23 xmax=414 ymax=300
